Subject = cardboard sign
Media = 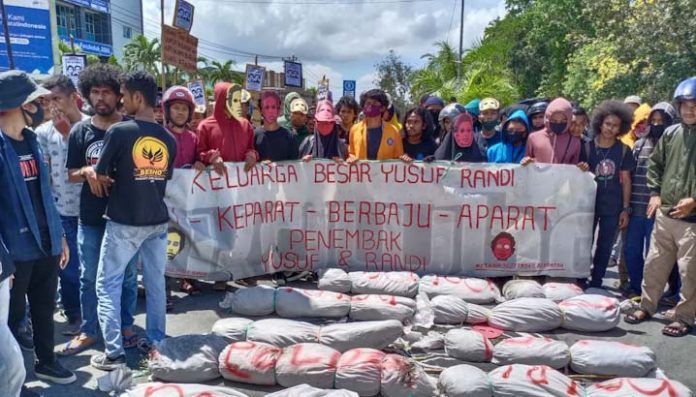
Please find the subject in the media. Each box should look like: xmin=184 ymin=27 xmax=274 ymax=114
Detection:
xmin=161 ymin=24 xmax=198 ymax=73
xmin=62 ymin=54 xmax=86 ymax=88
xmin=284 ymin=61 xmax=303 ymax=88
xmin=245 ymin=64 xmax=265 ymax=92
xmin=164 ymin=162 xmax=596 ymax=281
xmin=186 ymin=80 xmax=207 ymax=113
xmin=173 ymin=0 xmax=195 ymax=32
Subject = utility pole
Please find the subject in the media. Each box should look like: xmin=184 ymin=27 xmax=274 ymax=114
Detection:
xmin=0 ymin=0 xmax=15 ymax=69
xmin=457 ymin=0 xmax=465 ymax=84
xmin=160 ymin=0 xmax=166 ymax=91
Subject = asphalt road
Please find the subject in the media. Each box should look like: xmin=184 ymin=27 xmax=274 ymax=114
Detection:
xmin=23 ymin=268 xmax=696 ymax=396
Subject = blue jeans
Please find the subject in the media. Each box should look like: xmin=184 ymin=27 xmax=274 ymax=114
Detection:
xmin=59 ymin=216 xmax=81 ymax=322
xmin=96 ymin=221 xmax=167 ymax=358
xmin=0 ymin=279 xmax=25 ymax=397
xmin=589 ymin=214 xmax=620 ymax=288
xmin=78 ymin=223 xmax=137 ymax=338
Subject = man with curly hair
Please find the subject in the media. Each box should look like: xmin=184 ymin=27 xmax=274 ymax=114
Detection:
xmin=577 ymin=100 xmax=636 ymax=290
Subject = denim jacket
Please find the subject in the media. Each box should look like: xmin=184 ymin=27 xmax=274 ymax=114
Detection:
xmin=0 ymin=129 xmax=64 ymax=262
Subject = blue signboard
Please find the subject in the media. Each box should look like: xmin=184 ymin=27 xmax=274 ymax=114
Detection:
xmin=63 ymin=0 xmax=110 ymax=13
xmin=62 ymin=36 xmax=113 ymax=57
xmin=343 ymin=80 xmax=356 ymax=97
xmin=0 ymin=0 xmax=54 ymax=74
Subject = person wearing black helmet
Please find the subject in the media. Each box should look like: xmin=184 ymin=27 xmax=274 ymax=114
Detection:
xmin=436 ymin=102 xmax=466 ymax=144
xmin=527 ymin=101 xmax=548 ymax=131
xmin=625 ymin=77 xmax=696 ymax=338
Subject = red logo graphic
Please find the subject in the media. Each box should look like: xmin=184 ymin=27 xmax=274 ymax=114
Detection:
xmin=491 ymin=232 xmax=516 ymax=261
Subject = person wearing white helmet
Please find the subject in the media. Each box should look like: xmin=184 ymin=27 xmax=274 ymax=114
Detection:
xmin=162 ymin=86 xmax=204 ymax=170
xmin=477 ymin=97 xmax=502 ymax=152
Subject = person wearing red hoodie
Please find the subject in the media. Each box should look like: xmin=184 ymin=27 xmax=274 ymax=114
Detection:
xmin=522 ymin=97 xmax=581 ymax=165
xmin=196 ymin=82 xmax=258 ymax=175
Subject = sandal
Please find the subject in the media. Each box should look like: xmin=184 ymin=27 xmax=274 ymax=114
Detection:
xmin=57 ymin=334 xmax=97 ymax=356
xmin=625 ymin=309 xmax=651 ymax=324
xmin=137 ymin=337 xmax=153 ymax=354
xmin=123 ymin=332 xmax=139 ymax=349
xmin=178 ymin=279 xmax=201 ymax=295
xmin=662 ymin=321 xmax=692 ymax=337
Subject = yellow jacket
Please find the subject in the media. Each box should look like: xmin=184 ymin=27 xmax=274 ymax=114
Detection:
xmin=349 ymin=121 xmax=404 ymax=160
xmin=621 ymin=103 xmax=651 ymax=148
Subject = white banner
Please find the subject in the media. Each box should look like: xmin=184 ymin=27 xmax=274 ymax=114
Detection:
xmin=164 ymin=161 xmax=596 ymax=280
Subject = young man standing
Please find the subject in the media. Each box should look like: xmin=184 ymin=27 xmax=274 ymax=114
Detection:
xmin=348 ymin=89 xmax=405 ymax=162
xmin=91 ymin=71 xmax=176 ymax=370
xmin=477 ymin=97 xmax=502 ymax=152
xmin=255 ymin=90 xmax=299 ymax=162
xmin=35 ymin=75 xmax=87 ymax=335
xmin=63 ymin=64 xmax=138 ymax=355
xmin=0 ymin=70 xmax=75 ymax=384
xmin=625 ymin=77 xmax=696 ymax=337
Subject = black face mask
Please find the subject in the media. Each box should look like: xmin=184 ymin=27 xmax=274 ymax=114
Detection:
xmin=482 ymin=120 xmax=498 ymax=131
xmin=506 ymin=130 xmax=525 ymax=144
xmin=429 ymin=110 xmax=440 ymax=124
xmin=648 ymin=124 xmax=666 ymax=139
xmin=23 ymin=101 xmax=45 ymax=129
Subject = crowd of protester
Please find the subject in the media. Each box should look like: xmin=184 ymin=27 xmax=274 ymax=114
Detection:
xmin=0 ymin=63 xmax=694 ymax=396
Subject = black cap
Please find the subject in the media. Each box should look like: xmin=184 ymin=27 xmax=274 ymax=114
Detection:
xmin=0 ymin=70 xmax=50 ymax=111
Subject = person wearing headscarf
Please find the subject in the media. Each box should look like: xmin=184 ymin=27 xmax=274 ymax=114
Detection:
xmin=434 ymin=112 xmax=486 ymax=162
xmin=300 ymin=100 xmax=347 ymax=161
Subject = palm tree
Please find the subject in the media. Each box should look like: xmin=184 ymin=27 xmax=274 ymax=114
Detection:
xmin=208 ymin=60 xmax=243 ymax=85
xmin=123 ymin=35 xmax=161 ymax=77
xmin=57 ymin=41 xmax=101 ymax=66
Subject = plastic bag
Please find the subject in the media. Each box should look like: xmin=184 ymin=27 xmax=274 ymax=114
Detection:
xmin=317 ymin=269 xmax=352 ymax=293
xmin=489 ymin=364 xmax=584 ymax=397
xmin=120 ymin=383 xmax=249 ymax=397
xmin=559 ymin=294 xmax=620 ymax=332
xmin=219 ymin=341 xmax=281 ymax=385
xmin=380 ymin=354 xmax=438 ymax=397
xmin=488 ymin=298 xmax=563 ymax=332
xmin=349 ymin=271 xmax=420 ymax=297
xmin=443 ymin=329 xmax=493 ymax=362
xmin=431 ymin=295 xmax=491 ymax=325
xmin=542 ymin=282 xmax=583 ymax=302
xmin=492 ymin=336 xmax=570 ymax=369
xmin=276 ymin=287 xmax=351 ymax=318
xmin=267 ymin=384 xmax=359 ymax=397
xmin=334 ymin=348 xmax=386 ymax=396
xmin=275 ymin=343 xmax=341 ymax=389
xmin=319 ymin=320 xmax=403 ymax=353
xmin=502 ymin=279 xmax=545 ymax=300
xmin=149 ymin=334 xmax=228 ymax=383
xmin=419 ymin=275 xmax=501 ymax=304
xmin=569 ymin=340 xmax=656 ymax=377
xmin=349 ymin=294 xmax=415 ymax=322
xmin=586 ymin=378 xmax=693 ymax=397
xmin=438 ymin=364 xmax=492 ymax=397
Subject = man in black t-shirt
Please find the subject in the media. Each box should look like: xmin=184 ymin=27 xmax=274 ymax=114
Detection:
xmin=90 ymin=71 xmax=176 ymax=371
xmin=255 ymin=90 xmax=299 ymax=161
xmin=63 ymin=64 xmax=139 ymax=357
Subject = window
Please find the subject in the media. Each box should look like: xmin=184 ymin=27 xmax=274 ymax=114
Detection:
xmin=84 ymin=12 xmax=95 ymax=41
xmin=82 ymin=11 xmax=111 ymax=45
xmin=56 ymin=4 xmax=77 ymax=38
xmin=123 ymin=25 xmax=133 ymax=39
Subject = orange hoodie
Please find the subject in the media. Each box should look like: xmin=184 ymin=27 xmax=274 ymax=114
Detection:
xmin=196 ymin=82 xmax=258 ymax=163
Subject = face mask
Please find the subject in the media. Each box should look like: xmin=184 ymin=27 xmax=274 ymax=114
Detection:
xmin=24 ymin=101 xmax=45 ymax=129
xmin=482 ymin=120 xmax=498 ymax=130
xmin=429 ymin=110 xmax=440 ymax=123
xmin=453 ymin=121 xmax=474 ymax=147
xmin=261 ymin=98 xmax=280 ymax=124
xmin=634 ymin=124 xmax=649 ymax=139
xmin=506 ymin=130 xmax=525 ymax=144
xmin=363 ymin=103 xmax=382 ymax=118
xmin=549 ymin=122 xmax=567 ymax=134
xmin=317 ymin=121 xmax=334 ymax=136
xmin=648 ymin=124 xmax=666 ymax=139
xmin=225 ymin=84 xmax=243 ymax=120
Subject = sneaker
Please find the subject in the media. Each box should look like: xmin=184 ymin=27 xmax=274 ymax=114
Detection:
xmin=34 ymin=360 xmax=77 ymax=384
xmin=13 ymin=329 xmax=34 ymax=351
xmin=90 ymin=353 xmax=126 ymax=371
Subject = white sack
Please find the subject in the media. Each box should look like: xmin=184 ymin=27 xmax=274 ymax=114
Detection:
xmin=275 ymin=343 xmax=341 ymax=389
xmin=569 ymin=340 xmax=656 ymax=377
xmin=267 ymin=384 xmax=359 ymax=397
xmin=226 ymin=286 xmax=276 ymax=316
xmin=559 ymin=294 xmax=620 ymax=332
xmin=492 ymin=337 xmax=570 ymax=369
xmin=586 ymin=378 xmax=693 ymax=397
xmin=334 ymin=348 xmax=386 ymax=396
xmin=218 ymin=341 xmax=281 ymax=385
xmin=276 ymin=287 xmax=351 ymax=318
xmin=349 ymin=294 xmax=415 ymax=322
xmin=211 ymin=317 xmax=254 ymax=342
xmin=348 ymin=271 xmax=420 ymax=297
xmin=247 ymin=319 xmax=319 ymax=347
xmin=443 ymin=329 xmax=493 ymax=362
xmin=149 ymin=334 xmax=228 ymax=383
xmin=317 ymin=269 xmax=352 ymax=293
xmin=489 ymin=364 xmax=584 ymax=397
xmin=419 ymin=275 xmax=501 ymax=304
xmin=380 ymin=354 xmax=438 ymax=397
xmin=488 ymin=298 xmax=563 ymax=332
xmin=319 ymin=320 xmax=403 ymax=353
xmin=542 ymin=282 xmax=583 ymax=302
xmin=502 ymin=279 xmax=545 ymax=300
xmin=438 ymin=364 xmax=492 ymax=397
xmin=120 ymin=382 xmax=249 ymax=397
xmin=431 ymin=295 xmax=491 ymax=325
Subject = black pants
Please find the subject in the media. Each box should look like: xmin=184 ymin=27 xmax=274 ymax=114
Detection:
xmin=8 ymin=255 xmax=59 ymax=364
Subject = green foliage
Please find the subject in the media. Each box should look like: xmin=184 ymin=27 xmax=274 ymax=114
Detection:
xmin=374 ymin=50 xmax=413 ymax=111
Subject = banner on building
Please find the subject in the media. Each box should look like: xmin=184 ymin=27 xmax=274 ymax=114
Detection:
xmin=284 ymin=60 xmax=303 ymax=88
xmin=161 ymin=24 xmax=198 ymax=73
xmin=173 ymin=0 xmax=195 ymax=32
xmin=62 ymin=55 xmax=86 ymax=88
xmin=164 ymin=161 xmax=596 ymax=281
xmin=186 ymin=80 xmax=207 ymax=113
xmin=244 ymin=64 xmax=265 ymax=92
xmin=0 ymin=0 xmax=54 ymax=74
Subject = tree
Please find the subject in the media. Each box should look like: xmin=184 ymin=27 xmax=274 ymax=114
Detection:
xmin=123 ymin=35 xmax=161 ymax=77
xmin=374 ymin=50 xmax=413 ymax=111
xmin=208 ymin=60 xmax=243 ymax=85
xmin=58 ymin=41 xmax=101 ymax=66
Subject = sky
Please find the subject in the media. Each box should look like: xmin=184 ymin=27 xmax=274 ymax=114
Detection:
xmin=141 ymin=0 xmax=506 ymax=97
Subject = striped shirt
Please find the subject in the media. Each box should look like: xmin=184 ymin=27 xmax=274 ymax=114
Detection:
xmin=629 ymin=137 xmax=655 ymax=217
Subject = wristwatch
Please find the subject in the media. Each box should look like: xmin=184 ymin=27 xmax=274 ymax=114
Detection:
xmin=623 ymin=207 xmax=632 ymax=215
